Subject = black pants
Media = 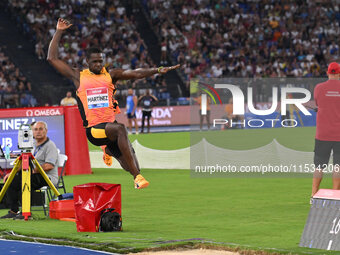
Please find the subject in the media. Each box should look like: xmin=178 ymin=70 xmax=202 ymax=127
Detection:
xmin=86 ymin=122 xmax=122 ymax=158
xmin=141 ymin=110 xmax=152 ymax=132
xmin=6 ymin=172 xmax=48 ymax=212
xmin=314 ymin=139 xmax=340 ymax=168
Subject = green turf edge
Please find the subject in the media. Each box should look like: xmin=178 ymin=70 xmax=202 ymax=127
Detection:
xmin=0 ymin=231 xmax=338 ymax=255
xmin=0 ymin=232 xmax=301 ymax=255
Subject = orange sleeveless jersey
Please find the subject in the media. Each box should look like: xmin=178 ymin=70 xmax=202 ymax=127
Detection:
xmin=77 ymin=68 xmax=120 ymax=128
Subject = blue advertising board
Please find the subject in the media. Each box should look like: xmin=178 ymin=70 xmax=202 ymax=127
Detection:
xmin=0 ymin=107 xmax=65 ymax=154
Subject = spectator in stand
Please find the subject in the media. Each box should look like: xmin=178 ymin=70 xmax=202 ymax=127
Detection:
xmin=35 ymin=41 xmax=45 ymax=60
xmin=158 ymin=80 xmax=170 ymax=100
xmin=0 ymin=46 xmax=36 ymax=108
xmin=160 ymin=40 xmax=167 ymax=65
xmin=60 ymin=91 xmax=77 ymax=106
xmin=5 ymin=0 xmax=175 ymax=105
xmin=7 ymin=0 xmax=155 ymax=76
xmin=146 ymin=0 xmax=339 ymax=82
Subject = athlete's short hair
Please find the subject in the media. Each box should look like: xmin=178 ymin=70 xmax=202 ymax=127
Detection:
xmin=86 ymin=47 xmax=102 ymax=59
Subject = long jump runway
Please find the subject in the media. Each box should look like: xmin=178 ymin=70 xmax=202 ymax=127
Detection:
xmin=0 ymin=239 xmax=117 ymax=254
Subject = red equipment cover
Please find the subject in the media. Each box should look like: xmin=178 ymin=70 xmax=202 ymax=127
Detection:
xmin=73 ymin=183 xmax=121 ymax=232
xmin=63 ymin=106 xmax=92 ymax=175
xmin=49 ymin=199 xmax=75 ymax=219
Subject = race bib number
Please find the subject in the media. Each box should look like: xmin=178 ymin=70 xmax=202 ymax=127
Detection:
xmin=144 ymin=100 xmax=151 ymax=106
xmin=86 ymin=88 xmax=109 ymax=109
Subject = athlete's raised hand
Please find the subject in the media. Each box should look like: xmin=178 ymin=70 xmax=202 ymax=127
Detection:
xmin=48 ymin=18 xmax=79 ymax=87
xmin=158 ymin=64 xmax=180 ymax=74
xmin=56 ymin=18 xmax=72 ymax=31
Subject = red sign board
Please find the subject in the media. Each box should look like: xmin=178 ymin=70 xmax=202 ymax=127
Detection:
xmin=0 ymin=107 xmax=64 ymax=118
xmin=115 ymin=106 xmax=191 ymax=126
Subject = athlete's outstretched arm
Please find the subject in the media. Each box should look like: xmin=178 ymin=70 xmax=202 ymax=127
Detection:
xmin=110 ymin=65 xmax=180 ymax=83
xmin=47 ymin=18 xmax=80 ymax=88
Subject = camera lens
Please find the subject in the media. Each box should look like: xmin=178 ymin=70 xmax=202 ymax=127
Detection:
xmin=24 ymin=132 xmax=28 ymax=138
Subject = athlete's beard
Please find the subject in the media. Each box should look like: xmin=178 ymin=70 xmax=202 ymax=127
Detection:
xmin=90 ymin=67 xmax=101 ymax=75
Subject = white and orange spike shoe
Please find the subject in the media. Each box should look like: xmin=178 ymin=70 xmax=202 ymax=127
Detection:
xmin=134 ymin=174 xmax=149 ymax=189
xmin=101 ymin=145 xmax=112 ymax=167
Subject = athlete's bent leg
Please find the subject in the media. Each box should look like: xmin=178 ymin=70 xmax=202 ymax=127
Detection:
xmin=105 ymin=122 xmax=148 ymax=188
xmin=105 ymin=122 xmax=139 ymax=177
xmin=106 ymin=138 xmax=141 ymax=173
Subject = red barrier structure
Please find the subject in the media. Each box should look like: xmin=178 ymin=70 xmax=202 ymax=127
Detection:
xmin=63 ymin=106 xmax=92 ymax=175
xmin=73 ymin=183 xmax=121 ymax=232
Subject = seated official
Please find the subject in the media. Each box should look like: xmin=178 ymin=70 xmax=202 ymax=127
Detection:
xmin=0 ymin=121 xmax=59 ymax=219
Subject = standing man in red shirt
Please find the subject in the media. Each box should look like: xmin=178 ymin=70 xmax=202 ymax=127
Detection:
xmin=312 ymin=62 xmax=340 ymax=197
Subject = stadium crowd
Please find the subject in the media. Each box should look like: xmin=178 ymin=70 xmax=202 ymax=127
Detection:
xmin=145 ymin=0 xmax=340 ymax=84
xmin=0 ymin=47 xmax=37 ymax=108
xmin=2 ymin=0 xmax=340 ymax=108
xmin=6 ymin=0 xmax=170 ymax=107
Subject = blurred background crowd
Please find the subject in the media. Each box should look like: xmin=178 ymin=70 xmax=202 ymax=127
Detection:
xmin=0 ymin=0 xmax=339 ymax=108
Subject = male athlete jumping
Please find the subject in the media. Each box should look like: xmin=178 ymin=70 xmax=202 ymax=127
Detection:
xmin=47 ymin=18 xmax=179 ymax=189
